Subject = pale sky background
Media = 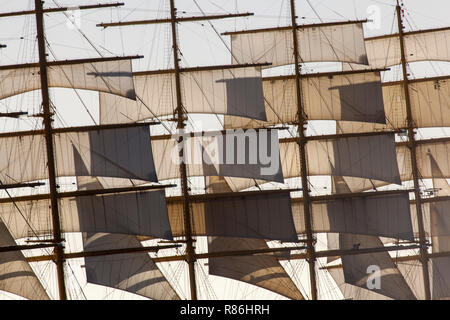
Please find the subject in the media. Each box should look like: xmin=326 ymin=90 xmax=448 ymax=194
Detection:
xmin=0 ymin=0 xmax=449 ymax=300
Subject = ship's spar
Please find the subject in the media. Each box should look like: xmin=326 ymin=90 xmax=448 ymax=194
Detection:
xmin=0 ymin=0 xmax=448 ymax=300
xmin=0 ymin=1 xmax=180 ymax=300
xmin=0 ymin=1 xmax=308 ymax=300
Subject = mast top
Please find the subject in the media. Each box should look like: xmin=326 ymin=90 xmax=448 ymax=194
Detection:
xmin=0 ymin=2 xmax=125 ymax=19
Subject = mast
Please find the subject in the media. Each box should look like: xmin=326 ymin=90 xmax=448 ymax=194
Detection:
xmin=395 ymin=1 xmax=431 ymax=300
xmin=289 ymin=0 xmax=317 ymax=300
xmin=34 ymin=0 xmax=66 ymax=300
xmin=94 ymin=1 xmax=258 ymax=300
xmin=169 ymin=0 xmax=198 ymax=300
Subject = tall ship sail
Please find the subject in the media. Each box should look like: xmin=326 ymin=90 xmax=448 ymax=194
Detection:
xmin=0 ymin=0 xmax=448 ymax=300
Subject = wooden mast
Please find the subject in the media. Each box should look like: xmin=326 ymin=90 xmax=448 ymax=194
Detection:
xmin=396 ymin=1 xmax=431 ymax=300
xmin=34 ymin=0 xmax=66 ymax=300
xmin=289 ymin=0 xmax=317 ymax=300
xmin=169 ymin=0 xmax=198 ymax=300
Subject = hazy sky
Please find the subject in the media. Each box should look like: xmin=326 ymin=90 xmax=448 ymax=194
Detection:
xmin=0 ymin=0 xmax=449 ymax=300
xmin=0 ymin=0 xmax=449 ymax=129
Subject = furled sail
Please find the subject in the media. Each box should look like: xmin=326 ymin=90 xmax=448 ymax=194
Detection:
xmin=99 ymin=66 xmax=267 ymax=124
xmin=225 ymin=70 xmax=386 ymax=129
xmin=0 ymin=125 xmax=157 ymax=184
xmin=226 ymin=21 xmax=368 ymax=67
xmin=82 ymin=233 xmax=180 ymax=300
xmin=152 ymin=129 xmax=283 ymax=184
xmin=0 ymin=58 xmax=136 ymax=100
xmin=0 ymin=220 xmax=49 ymax=300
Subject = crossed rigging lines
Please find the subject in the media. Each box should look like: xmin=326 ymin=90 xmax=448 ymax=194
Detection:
xmin=0 ymin=0 xmax=448 ymax=300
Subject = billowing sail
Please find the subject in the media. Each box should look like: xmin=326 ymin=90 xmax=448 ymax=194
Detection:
xmin=1 ymin=147 xmax=170 ymax=240
xmin=167 ymin=190 xmax=297 ymax=242
xmin=339 ymin=234 xmax=416 ymax=300
xmin=0 ymin=58 xmax=136 ymax=100
xmin=165 ymin=189 xmax=413 ymax=240
xmin=410 ymin=202 xmax=431 ymax=239
xmin=327 ymin=175 xmax=415 ymax=300
xmin=1 ymin=0 xmax=448 ymax=302
xmin=292 ymin=192 xmax=413 ymax=240
xmin=99 ymin=66 xmax=267 ymax=124
xmin=336 ymin=80 xmax=406 ymax=134
xmin=365 ymin=27 xmax=450 ymax=68
xmin=0 ymin=221 xmax=49 ymax=300
xmin=280 ymin=133 xmax=401 ymax=184
xmin=191 ymin=132 xmax=398 ymax=194
xmin=397 ymin=260 xmax=428 ymax=300
xmin=328 ymin=268 xmax=391 ymax=300
xmin=211 ymin=133 xmax=401 ymax=193
xmin=82 ymin=233 xmax=180 ymax=300
xmin=0 ymin=125 xmax=157 ymax=184
xmin=204 ymin=176 xmax=303 ymax=299
xmin=431 ymin=232 xmax=450 ymax=300
xmin=363 ymin=35 xmax=401 ymax=69
xmin=76 ymin=170 xmax=178 ymax=300
xmin=152 ymin=129 xmax=283 ymax=183
xmin=227 ymin=21 xmax=368 ymax=67
xmin=208 ymin=236 xmax=303 ymax=300
xmin=398 ymin=138 xmax=450 ymax=183
xmin=225 ymin=70 xmax=386 ymax=129
xmin=338 ymin=76 xmax=450 ymax=133
xmin=409 ymin=77 xmax=450 ymax=128
xmin=0 ymin=189 xmax=172 ymax=240
xmin=429 ymin=154 xmax=450 ymax=299
xmin=308 ymin=137 xmax=450 ymax=194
